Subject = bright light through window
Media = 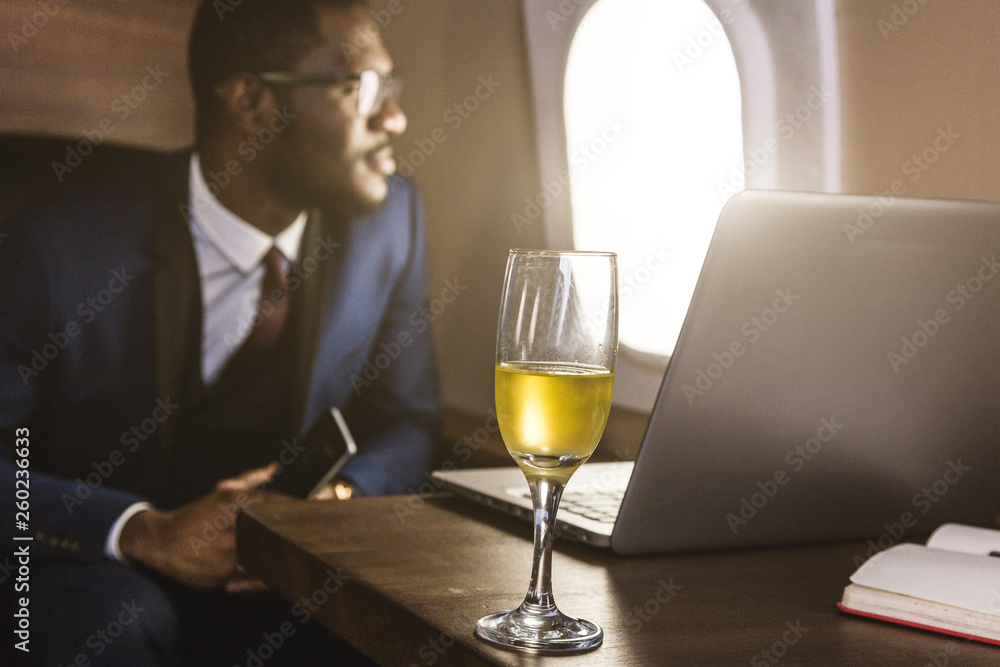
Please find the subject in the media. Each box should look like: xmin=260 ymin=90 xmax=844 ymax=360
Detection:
xmin=565 ymin=0 xmax=743 ymax=357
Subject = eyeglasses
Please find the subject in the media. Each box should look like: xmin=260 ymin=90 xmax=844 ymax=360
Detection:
xmin=256 ymin=69 xmax=402 ymax=117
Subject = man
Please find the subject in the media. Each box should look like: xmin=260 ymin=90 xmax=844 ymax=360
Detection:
xmin=0 ymin=0 xmax=439 ymax=663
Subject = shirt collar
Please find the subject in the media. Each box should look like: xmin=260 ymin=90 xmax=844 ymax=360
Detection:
xmin=188 ymin=153 xmax=307 ymax=274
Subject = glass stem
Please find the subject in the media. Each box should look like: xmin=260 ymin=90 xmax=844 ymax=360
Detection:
xmin=520 ymin=476 xmax=565 ymax=614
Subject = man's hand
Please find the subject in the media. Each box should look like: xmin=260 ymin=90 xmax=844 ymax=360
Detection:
xmin=215 ymin=463 xmax=277 ymax=493
xmin=313 ymin=478 xmax=362 ymax=500
xmin=119 ymin=465 xmax=276 ymax=589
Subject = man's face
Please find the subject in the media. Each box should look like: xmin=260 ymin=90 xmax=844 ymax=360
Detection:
xmin=267 ymin=6 xmax=407 ymax=218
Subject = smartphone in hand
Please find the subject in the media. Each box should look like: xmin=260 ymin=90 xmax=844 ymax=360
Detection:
xmin=268 ymin=407 xmax=357 ymax=498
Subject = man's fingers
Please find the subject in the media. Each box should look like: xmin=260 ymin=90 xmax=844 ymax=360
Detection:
xmin=224 ymin=570 xmax=269 ymax=594
xmin=216 ymin=462 xmax=278 ymax=491
xmin=312 ymin=483 xmax=336 ymax=500
xmin=225 ymin=580 xmax=269 ymax=594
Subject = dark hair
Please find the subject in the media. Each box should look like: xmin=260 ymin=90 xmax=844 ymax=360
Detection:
xmin=188 ymin=0 xmax=370 ymax=142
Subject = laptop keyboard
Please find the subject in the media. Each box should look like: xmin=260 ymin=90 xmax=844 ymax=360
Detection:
xmin=517 ymin=487 xmax=625 ymax=524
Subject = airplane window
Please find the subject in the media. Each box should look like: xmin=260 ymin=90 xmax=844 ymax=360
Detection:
xmin=565 ymin=0 xmax=743 ymax=357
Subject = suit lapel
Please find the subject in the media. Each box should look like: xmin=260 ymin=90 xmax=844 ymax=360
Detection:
xmin=152 ymin=155 xmax=199 ymax=455
xmin=289 ymin=209 xmax=340 ymax=434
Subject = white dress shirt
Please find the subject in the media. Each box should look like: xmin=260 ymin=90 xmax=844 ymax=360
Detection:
xmin=188 ymin=153 xmax=307 ymax=385
xmin=104 ymin=153 xmax=307 ymax=562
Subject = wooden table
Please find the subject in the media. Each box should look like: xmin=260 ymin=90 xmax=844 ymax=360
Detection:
xmin=237 ymin=495 xmax=1000 ymax=665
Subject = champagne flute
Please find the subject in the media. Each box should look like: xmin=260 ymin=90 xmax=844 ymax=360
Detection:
xmin=476 ymin=249 xmax=617 ymax=653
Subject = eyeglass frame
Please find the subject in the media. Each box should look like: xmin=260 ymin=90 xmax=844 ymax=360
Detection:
xmin=254 ymin=69 xmax=402 ymax=117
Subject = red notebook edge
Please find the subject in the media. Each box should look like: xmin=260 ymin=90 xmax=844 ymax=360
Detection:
xmin=837 ymin=603 xmax=1000 ymax=647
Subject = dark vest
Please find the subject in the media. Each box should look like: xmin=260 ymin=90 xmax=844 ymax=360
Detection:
xmin=159 ymin=279 xmax=302 ymax=509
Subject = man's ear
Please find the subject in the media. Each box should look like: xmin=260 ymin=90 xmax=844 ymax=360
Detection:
xmin=216 ymin=73 xmax=278 ymax=136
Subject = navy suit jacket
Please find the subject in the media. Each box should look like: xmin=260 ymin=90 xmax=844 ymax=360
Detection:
xmin=0 ymin=152 xmax=440 ymax=562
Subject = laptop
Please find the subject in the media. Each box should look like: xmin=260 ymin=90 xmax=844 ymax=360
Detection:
xmin=433 ymin=189 xmax=1000 ymax=555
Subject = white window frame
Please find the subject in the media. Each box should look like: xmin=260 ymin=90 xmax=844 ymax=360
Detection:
xmin=522 ymin=0 xmax=841 ymax=411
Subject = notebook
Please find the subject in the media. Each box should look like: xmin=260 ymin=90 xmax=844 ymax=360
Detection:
xmin=433 ymin=189 xmax=1000 ymax=555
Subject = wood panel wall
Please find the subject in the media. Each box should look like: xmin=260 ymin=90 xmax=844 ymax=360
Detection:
xmin=1 ymin=0 xmax=196 ymax=148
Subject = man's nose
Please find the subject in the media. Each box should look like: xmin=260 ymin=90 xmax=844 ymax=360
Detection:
xmin=370 ymin=96 xmax=407 ymax=136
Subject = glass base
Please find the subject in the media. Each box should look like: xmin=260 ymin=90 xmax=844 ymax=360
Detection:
xmin=475 ymin=606 xmax=604 ymax=654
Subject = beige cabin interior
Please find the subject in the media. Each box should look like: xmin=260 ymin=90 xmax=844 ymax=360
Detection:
xmin=2 ymin=0 xmax=998 ymax=467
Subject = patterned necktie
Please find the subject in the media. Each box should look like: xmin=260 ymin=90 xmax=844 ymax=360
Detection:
xmin=246 ymin=246 xmax=289 ymax=350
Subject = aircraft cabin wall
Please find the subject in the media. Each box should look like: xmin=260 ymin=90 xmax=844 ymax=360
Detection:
xmin=1 ymin=0 xmax=997 ymax=458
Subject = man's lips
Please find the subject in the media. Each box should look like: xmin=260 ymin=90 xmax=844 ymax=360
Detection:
xmin=367 ymin=144 xmax=397 ymax=175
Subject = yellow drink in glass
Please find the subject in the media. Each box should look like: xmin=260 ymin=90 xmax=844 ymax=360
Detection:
xmin=496 ymin=360 xmax=614 ymax=483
